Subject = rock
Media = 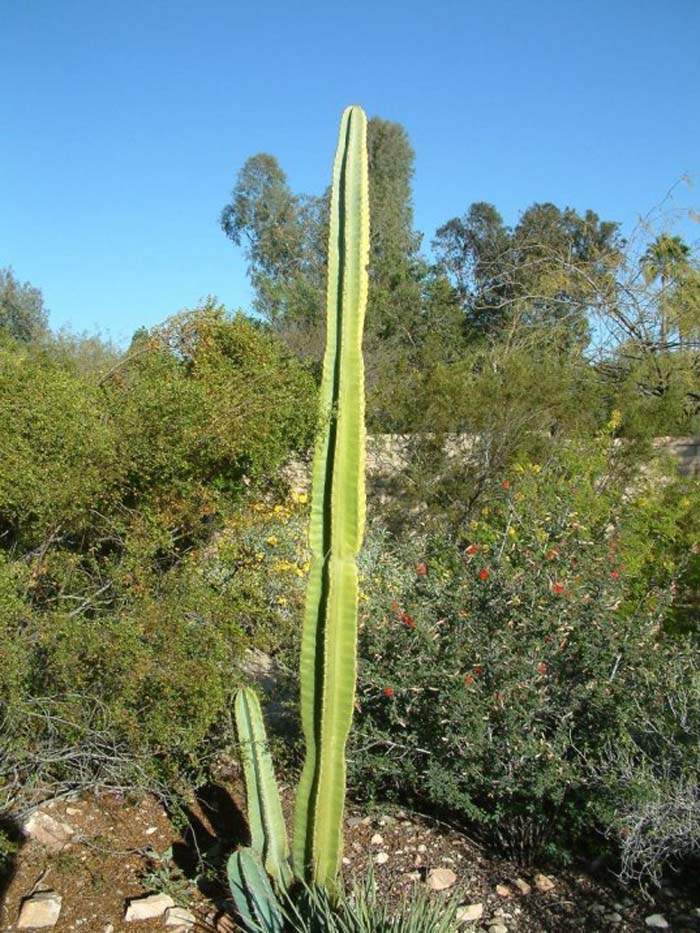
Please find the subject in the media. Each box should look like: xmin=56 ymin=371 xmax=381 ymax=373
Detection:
xmin=23 ymin=812 xmax=75 ymax=851
xmin=534 ymin=873 xmax=555 ymax=892
xmin=215 ymin=914 xmax=236 ymax=933
xmin=606 ymin=913 xmax=623 ymax=924
xmin=342 ymin=857 xmax=351 ymax=866
xmin=691 ymin=908 xmax=700 ymax=919
xmin=370 ymin=833 xmax=384 ymax=845
xmin=489 ymin=925 xmax=508 ymax=933
xmin=495 ymin=884 xmax=511 ymax=897
xmin=514 ymin=878 xmax=531 ymax=895
xmin=347 ymin=816 xmax=364 ymax=828
xmin=124 ymin=893 xmax=175 ymax=922
xmin=65 ymin=806 xmax=81 ymax=817
xmin=375 ymin=851 xmax=389 ymax=865
xmin=104 ymin=925 xmax=114 ymax=933
xmin=456 ymin=902 xmax=484 ymax=923
xmin=645 ymin=916 xmax=669 ymax=930
xmin=417 ymin=844 xmax=427 ymax=853
xmin=17 ymin=892 xmax=62 ymax=929
xmin=164 ymin=906 xmax=196 ymax=928
xmin=426 ymin=867 xmax=457 ymax=891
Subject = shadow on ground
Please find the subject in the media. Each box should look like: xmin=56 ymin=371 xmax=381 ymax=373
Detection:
xmin=169 ymin=783 xmax=249 ymax=900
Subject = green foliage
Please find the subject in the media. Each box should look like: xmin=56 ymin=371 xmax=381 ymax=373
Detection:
xmin=0 ymin=266 xmax=49 ymax=343
xmin=0 ymin=304 xmax=318 ymax=809
xmin=434 ymin=201 xmax=623 ymax=345
xmin=349 ymin=436 xmax=700 ymax=866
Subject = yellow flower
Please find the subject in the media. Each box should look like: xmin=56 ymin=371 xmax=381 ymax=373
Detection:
xmin=276 ymin=597 xmax=288 ymax=606
xmin=298 ymin=492 xmax=308 ymax=504
xmin=266 ymin=535 xmax=278 ymax=547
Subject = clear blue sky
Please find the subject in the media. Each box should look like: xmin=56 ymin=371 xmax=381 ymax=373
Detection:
xmin=2 ymin=0 xmax=699 ymax=344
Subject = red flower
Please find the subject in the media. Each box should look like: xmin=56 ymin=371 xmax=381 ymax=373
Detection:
xmin=464 ymin=674 xmax=474 ymax=686
xmin=501 ymin=480 xmax=510 ymax=489
xmin=465 ymin=544 xmax=478 ymax=556
xmin=611 ymin=569 xmax=619 ymax=580
xmin=546 ymin=549 xmax=558 ymax=561
xmin=536 ymin=661 xmax=548 ymax=675
xmin=402 ymin=613 xmax=416 ymax=629
xmin=382 ymin=687 xmax=394 ymax=699
xmin=416 ymin=561 xmax=428 ymax=576
xmin=479 ymin=569 xmax=489 ymax=581
xmin=473 ymin=664 xmax=484 ymax=677
xmin=552 ymin=582 xmax=564 ymax=595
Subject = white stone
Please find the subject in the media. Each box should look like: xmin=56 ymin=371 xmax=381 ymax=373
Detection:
xmin=456 ymin=902 xmax=484 ymax=923
xmin=534 ymin=873 xmax=555 ymax=892
xmin=375 ymin=851 xmax=389 ymax=865
xmin=17 ymin=891 xmax=62 ymax=928
xmin=426 ymin=867 xmax=457 ymax=891
xmin=370 ymin=833 xmax=384 ymax=845
xmin=489 ymin=926 xmax=508 ymax=933
xmin=514 ymin=878 xmax=531 ymax=895
xmin=104 ymin=925 xmax=114 ymax=933
xmin=65 ymin=806 xmax=81 ymax=817
xmin=645 ymin=916 xmax=669 ymax=930
xmin=496 ymin=884 xmax=511 ymax=897
xmin=23 ymin=812 xmax=75 ymax=851
xmin=164 ymin=906 xmax=196 ymax=928
xmin=124 ymin=893 xmax=175 ymax=922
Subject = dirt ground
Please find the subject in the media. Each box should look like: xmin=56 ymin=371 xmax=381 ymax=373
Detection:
xmin=1 ymin=784 xmax=698 ymax=932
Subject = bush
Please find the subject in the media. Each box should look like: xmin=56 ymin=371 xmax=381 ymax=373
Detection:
xmin=0 ymin=306 xmax=317 ymax=812
xmin=348 ymin=434 xmax=700 ymax=870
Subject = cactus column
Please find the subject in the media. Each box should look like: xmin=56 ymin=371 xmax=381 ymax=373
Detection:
xmin=293 ymin=105 xmax=369 ymax=888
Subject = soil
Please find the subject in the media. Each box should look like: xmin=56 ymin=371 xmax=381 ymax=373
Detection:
xmin=1 ymin=782 xmax=698 ymax=933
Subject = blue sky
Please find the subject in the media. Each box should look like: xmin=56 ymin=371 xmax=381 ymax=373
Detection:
xmin=2 ymin=0 xmax=699 ymax=344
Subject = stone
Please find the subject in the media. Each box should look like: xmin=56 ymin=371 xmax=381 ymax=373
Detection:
xmin=691 ymin=908 xmax=700 ymax=919
xmin=375 ymin=852 xmax=389 ymax=865
xmin=426 ymin=867 xmax=457 ymax=891
xmin=65 ymin=806 xmax=81 ymax=817
xmin=215 ymin=915 xmax=236 ymax=933
xmin=456 ymin=902 xmax=484 ymax=924
xmin=534 ymin=873 xmax=555 ymax=892
xmin=23 ymin=812 xmax=75 ymax=851
xmin=514 ymin=878 xmax=531 ymax=895
xmin=495 ymin=884 xmax=511 ymax=897
xmin=342 ymin=857 xmax=351 ymax=866
xmin=645 ymin=916 xmax=669 ymax=930
xmin=164 ymin=906 xmax=196 ymax=928
xmin=17 ymin=891 xmax=62 ymax=928
xmin=104 ymin=925 xmax=114 ymax=933
xmin=124 ymin=893 xmax=175 ymax=922
xmin=606 ymin=914 xmax=623 ymax=924
xmin=489 ymin=925 xmax=508 ymax=933
xmin=347 ymin=816 xmax=364 ymax=828
xmin=370 ymin=833 xmax=384 ymax=845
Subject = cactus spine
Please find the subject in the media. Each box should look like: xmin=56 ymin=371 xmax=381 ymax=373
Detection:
xmin=293 ymin=104 xmax=369 ymax=888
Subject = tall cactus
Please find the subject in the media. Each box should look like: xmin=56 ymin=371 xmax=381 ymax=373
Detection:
xmin=293 ymin=104 xmax=369 ymax=888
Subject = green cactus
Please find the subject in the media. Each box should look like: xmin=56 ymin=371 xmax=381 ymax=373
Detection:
xmin=293 ymin=103 xmax=369 ymax=888
xmin=234 ymin=687 xmax=292 ymax=889
xmin=229 ymin=106 xmax=369 ymax=924
xmin=227 ymin=847 xmax=286 ymax=933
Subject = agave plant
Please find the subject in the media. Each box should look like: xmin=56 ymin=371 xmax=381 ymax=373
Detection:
xmin=227 ymin=104 xmax=370 ymax=927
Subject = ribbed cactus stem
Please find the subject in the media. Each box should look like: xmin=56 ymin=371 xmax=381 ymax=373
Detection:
xmin=293 ymin=104 xmax=369 ymax=888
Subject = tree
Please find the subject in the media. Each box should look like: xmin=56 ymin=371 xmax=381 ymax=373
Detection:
xmin=0 ymin=267 xmax=49 ymax=343
xmin=640 ymin=234 xmax=691 ymax=348
xmin=434 ymin=202 xmax=624 ymax=348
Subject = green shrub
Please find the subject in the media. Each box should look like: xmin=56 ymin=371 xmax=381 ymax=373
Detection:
xmin=348 ymin=435 xmax=700 ymax=869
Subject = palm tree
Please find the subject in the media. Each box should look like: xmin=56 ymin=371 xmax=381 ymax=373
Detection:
xmin=640 ymin=234 xmax=691 ymax=349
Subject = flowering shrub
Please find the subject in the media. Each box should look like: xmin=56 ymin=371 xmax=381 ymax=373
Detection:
xmin=349 ymin=436 xmax=700 ymax=868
